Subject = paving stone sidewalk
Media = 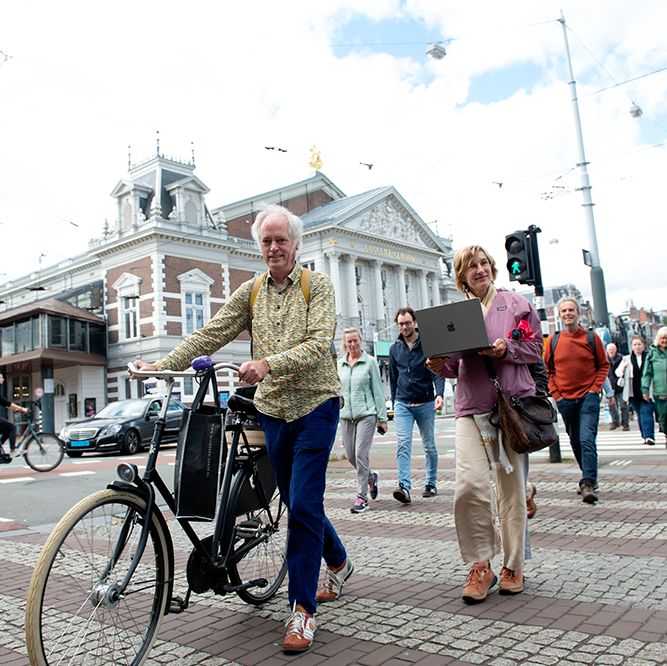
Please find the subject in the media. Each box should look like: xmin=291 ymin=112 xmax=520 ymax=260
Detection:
xmin=2 ymin=448 xmax=667 ymax=665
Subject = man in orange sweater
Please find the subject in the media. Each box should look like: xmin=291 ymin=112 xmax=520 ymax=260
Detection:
xmin=544 ymin=298 xmax=610 ymax=504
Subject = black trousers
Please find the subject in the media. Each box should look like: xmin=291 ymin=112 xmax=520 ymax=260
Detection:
xmin=0 ymin=417 xmax=17 ymax=450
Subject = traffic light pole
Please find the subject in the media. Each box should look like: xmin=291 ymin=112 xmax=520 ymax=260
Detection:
xmin=527 ymin=226 xmax=562 ymax=463
xmin=560 ymin=12 xmax=609 ymax=327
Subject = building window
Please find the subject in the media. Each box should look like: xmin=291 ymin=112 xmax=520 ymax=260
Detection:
xmin=48 ymin=316 xmax=67 ymax=349
xmin=177 ymin=269 xmax=214 ymax=336
xmin=302 ymin=261 xmax=316 ymax=271
xmin=183 ymin=290 xmax=205 ymax=335
xmin=355 ymin=265 xmax=362 ymax=286
xmin=121 ymin=296 xmax=139 ymax=340
xmin=182 ymin=376 xmax=194 ymax=396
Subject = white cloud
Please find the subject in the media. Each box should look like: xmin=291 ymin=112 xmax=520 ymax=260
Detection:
xmin=1 ymin=0 xmax=665 ymax=316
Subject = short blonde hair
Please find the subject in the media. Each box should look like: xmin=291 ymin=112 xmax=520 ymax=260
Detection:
xmin=453 ymin=245 xmax=497 ymax=293
xmin=653 ymin=326 xmax=667 ymax=346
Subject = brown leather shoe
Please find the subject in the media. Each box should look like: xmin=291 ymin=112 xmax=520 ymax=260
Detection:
xmin=461 ymin=562 xmax=496 ymax=604
xmin=526 ymin=483 xmax=537 ymax=519
xmin=499 ymin=567 xmax=524 ymax=595
xmin=282 ymin=606 xmax=317 ymax=653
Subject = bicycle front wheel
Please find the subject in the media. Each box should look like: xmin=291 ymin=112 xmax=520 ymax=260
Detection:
xmin=24 ymin=433 xmax=64 ymax=472
xmin=25 ymin=489 xmax=171 ymax=666
xmin=228 ymin=464 xmax=288 ymax=605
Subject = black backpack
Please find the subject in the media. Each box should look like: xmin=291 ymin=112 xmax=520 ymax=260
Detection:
xmin=547 ymin=329 xmax=599 ymax=373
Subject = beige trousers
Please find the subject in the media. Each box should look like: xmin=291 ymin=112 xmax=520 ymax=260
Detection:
xmin=454 ymin=415 xmax=527 ymax=571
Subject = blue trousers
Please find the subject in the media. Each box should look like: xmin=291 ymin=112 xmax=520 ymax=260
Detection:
xmin=557 ymin=393 xmax=600 ymax=486
xmin=628 ymin=396 xmax=655 ymax=440
xmin=394 ymin=400 xmax=438 ymax=489
xmin=259 ymin=397 xmax=346 ymax=615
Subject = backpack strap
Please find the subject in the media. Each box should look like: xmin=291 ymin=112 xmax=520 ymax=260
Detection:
xmin=550 ymin=329 xmax=600 ymax=372
xmin=586 ymin=330 xmax=600 ymax=371
xmin=548 ymin=331 xmax=560 ymax=373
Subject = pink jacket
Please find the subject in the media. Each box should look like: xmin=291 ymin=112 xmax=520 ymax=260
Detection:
xmin=433 ymin=289 xmax=543 ymax=417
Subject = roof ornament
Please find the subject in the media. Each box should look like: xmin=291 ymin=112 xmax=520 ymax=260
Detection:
xmin=191 ymin=141 xmax=196 ymax=167
xmin=308 ymin=145 xmax=322 ymax=171
xmin=156 ymin=130 xmax=161 ymax=157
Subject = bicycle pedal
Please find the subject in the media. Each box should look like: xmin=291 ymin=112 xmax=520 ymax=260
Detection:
xmin=168 ymin=595 xmax=189 ymax=613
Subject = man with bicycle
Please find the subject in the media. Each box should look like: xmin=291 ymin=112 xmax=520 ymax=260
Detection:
xmin=0 ymin=373 xmax=28 ymax=462
xmin=132 ymin=204 xmax=352 ymax=654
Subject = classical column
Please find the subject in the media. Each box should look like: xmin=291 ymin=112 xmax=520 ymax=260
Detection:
xmin=325 ymin=250 xmax=343 ymax=316
xmin=343 ymin=254 xmax=358 ymax=322
xmin=397 ymin=266 xmax=407 ymax=308
xmin=372 ymin=260 xmax=385 ymax=327
xmin=431 ymin=272 xmax=441 ymax=306
xmin=419 ymin=270 xmax=429 ymax=309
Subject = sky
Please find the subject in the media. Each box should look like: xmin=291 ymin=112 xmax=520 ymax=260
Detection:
xmin=1 ymin=0 xmax=666 ymax=316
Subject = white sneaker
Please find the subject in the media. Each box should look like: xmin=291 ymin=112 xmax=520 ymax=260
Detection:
xmin=315 ymin=559 xmax=354 ymax=602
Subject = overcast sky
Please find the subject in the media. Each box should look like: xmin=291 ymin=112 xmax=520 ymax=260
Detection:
xmin=1 ymin=0 xmax=665 ymax=315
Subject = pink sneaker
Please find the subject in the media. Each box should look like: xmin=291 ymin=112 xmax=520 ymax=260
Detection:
xmin=350 ymin=495 xmax=368 ymax=514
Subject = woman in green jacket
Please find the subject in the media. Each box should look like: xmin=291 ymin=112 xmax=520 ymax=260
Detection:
xmin=642 ymin=327 xmax=667 ymax=446
xmin=338 ymin=327 xmax=388 ymax=513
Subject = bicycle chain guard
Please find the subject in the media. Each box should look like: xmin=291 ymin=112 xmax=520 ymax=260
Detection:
xmin=186 ymin=536 xmax=228 ymax=595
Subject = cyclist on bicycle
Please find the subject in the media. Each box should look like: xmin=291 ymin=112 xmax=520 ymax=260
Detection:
xmin=131 ymin=204 xmax=353 ymax=654
xmin=0 ymin=373 xmax=28 ymax=462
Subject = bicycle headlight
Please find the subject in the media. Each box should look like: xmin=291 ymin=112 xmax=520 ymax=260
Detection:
xmin=117 ymin=463 xmax=138 ymax=483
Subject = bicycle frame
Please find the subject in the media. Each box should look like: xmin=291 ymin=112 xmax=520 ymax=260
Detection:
xmin=113 ymin=362 xmax=278 ymax=605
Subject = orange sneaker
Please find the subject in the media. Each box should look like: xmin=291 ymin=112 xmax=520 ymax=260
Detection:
xmin=499 ymin=567 xmax=524 ymax=595
xmin=315 ymin=559 xmax=354 ymax=603
xmin=461 ymin=561 xmax=497 ymax=604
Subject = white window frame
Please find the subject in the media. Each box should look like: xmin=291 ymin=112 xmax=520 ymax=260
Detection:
xmin=177 ymin=269 xmax=214 ymax=336
xmin=112 ymin=273 xmax=142 ymax=341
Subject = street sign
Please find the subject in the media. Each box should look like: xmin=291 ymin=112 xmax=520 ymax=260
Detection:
xmin=34 ymin=387 xmax=44 ymax=398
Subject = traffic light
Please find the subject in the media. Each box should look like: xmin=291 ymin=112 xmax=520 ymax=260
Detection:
xmin=505 ymin=230 xmax=536 ymax=285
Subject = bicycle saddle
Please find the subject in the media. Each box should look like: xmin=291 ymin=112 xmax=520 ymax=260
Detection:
xmin=227 ymin=394 xmax=259 ymax=417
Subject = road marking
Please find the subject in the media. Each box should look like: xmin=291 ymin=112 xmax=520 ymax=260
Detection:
xmin=71 ymin=459 xmax=102 ymax=465
xmin=59 ymin=471 xmax=96 ymax=477
xmin=0 ymin=517 xmax=14 ymax=522
xmin=0 ymin=477 xmax=35 ymax=484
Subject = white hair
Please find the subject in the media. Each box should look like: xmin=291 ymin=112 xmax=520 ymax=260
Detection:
xmin=251 ymin=204 xmax=303 ymax=250
xmin=556 ymin=296 xmax=580 ymax=314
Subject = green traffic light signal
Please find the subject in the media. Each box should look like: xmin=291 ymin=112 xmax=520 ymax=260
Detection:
xmin=510 ymin=259 xmax=524 ymax=275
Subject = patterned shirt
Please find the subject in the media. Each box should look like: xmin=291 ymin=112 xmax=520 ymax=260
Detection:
xmin=156 ymin=263 xmax=340 ymax=422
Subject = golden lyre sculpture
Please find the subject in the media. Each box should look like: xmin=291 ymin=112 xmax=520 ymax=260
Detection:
xmin=308 ymin=145 xmax=322 ymax=171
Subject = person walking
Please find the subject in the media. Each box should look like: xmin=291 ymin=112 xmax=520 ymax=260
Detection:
xmin=427 ymin=245 xmax=542 ymax=603
xmin=606 ymin=343 xmax=629 ymax=431
xmin=130 ymin=204 xmax=352 ymax=654
xmin=389 ymin=307 xmax=444 ymax=503
xmin=544 ymin=298 xmax=610 ymax=503
xmin=642 ymin=327 xmax=667 ymax=447
xmin=617 ymin=336 xmax=656 ymax=445
xmin=338 ymin=327 xmax=388 ymax=513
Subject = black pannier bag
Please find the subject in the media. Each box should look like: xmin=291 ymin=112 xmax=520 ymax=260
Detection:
xmin=174 ymin=367 xmax=225 ymax=521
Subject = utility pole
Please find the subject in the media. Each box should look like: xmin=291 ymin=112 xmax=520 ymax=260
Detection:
xmin=559 ymin=11 xmax=609 ymax=327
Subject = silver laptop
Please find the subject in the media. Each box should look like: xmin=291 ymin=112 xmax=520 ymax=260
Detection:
xmin=415 ymin=299 xmax=492 ymax=358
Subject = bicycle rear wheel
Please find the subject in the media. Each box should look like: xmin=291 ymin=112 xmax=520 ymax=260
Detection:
xmin=24 ymin=433 xmax=64 ymax=472
xmin=25 ymin=489 xmax=171 ymax=665
xmin=228 ymin=464 xmax=288 ymax=605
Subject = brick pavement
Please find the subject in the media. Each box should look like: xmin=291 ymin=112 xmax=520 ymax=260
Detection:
xmin=2 ymin=443 xmax=667 ymax=665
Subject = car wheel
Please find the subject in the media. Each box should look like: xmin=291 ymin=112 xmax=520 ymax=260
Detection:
xmin=65 ymin=450 xmax=83 ymax=459
xmin=122 ymin=429 xmax=141 ymax=455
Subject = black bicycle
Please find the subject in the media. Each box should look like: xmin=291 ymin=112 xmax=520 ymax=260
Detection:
xmin=0 ymin=406 xmax=64 ymax=472
xmin=25 ymin=359 xmax=288 ymax=665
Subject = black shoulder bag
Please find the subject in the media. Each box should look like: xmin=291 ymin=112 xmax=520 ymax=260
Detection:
xmin=484 ymin=357 xmax=558 ymax=454
xmin=173 ymin=366 xmax=225 ymax=521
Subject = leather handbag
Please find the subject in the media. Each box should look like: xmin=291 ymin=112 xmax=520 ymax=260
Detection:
xmin=484 ymin=359 xmax=559 ymax=454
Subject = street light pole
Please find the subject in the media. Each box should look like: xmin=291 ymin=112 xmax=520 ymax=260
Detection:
xmin=559 ymin=11 xmax=609 ymax=327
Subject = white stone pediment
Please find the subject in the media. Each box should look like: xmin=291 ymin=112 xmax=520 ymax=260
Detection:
xmin=342 ymin=196 xmax=432 ymax=249
xmin=112 ymin=272 xmax=141 ymax=292
xmin=177 ymin=268 xmax=215 ymax=286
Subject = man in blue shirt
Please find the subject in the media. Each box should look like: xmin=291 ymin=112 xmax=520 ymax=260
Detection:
xmin=389 ymin=307 xmax=445 ymax=503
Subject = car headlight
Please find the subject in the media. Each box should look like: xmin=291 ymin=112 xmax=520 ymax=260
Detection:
xmin=99 ymin=424 xmax=123 ymax=437
xmin=59 ymin=427 xmax=67 ymax=439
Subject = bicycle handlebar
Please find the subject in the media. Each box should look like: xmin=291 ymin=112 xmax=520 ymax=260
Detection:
xmin=126 ymin=361 xmax=241 ymax=379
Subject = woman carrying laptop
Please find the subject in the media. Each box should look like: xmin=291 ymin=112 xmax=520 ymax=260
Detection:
xmin=426 ymin=245 xmax=542 ymax=604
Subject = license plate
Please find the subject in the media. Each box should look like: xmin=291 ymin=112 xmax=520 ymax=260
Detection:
xmin=70 ymin=440 xmax=90 ymax=448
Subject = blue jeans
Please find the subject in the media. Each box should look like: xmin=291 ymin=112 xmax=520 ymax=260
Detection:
xmin=394 ymin=400 xmax=438 ymax=489
xmin=259 ymin=397 xmax=346 ymax=615
xmin=628 ymin=396 xmax=655 ymax=440
xmin=557 ymin=393 xmax=600 ymax=486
